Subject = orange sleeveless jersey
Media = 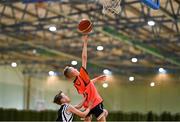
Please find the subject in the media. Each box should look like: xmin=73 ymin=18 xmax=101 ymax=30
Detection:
xmin=73 ymin=67 xmax=103 ymax=109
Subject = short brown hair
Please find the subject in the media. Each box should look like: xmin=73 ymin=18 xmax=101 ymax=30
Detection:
xmin=63 ymin=66 xmax=72 ymax=78
xmin=53 ymin=91 xmax=63 ymax=105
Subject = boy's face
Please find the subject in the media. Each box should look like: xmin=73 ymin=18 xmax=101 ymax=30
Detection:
xmin=68 ymin=67 xmax=79 ymax=78
xmin=60 ymin=92 xmax=71 ymax=103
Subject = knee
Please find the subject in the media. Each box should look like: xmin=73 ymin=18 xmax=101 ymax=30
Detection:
xmin=103 ymin=109 xmax=108 ymax=117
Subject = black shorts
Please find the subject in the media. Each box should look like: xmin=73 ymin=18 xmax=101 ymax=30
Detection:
xmin=87 ymin=102 xmax=104 ymax=120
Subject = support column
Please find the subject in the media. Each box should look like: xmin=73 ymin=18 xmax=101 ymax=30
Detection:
xmin=23 ymin=76 xmax=31 ymax=110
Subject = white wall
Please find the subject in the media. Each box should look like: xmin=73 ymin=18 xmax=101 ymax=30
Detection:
xmin=0 ymin=66 xmax=24 ymax=109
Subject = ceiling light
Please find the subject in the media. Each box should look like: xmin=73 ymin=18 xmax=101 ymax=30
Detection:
xmin=148 ymin=20 xmax=155 ymax=26
xmin=102 ymin=83 xmax=108 ymax=88
xmin=131 ymin=58 xmax=138 ymax=63
xmin=158 ymin=68 xmax=166 ymax=73
xmin=49 ymin=26 xmax=57 ymax=32
xmin=97 ymin=46 xmax=104 ymax=51
xmin=11 ymin=62 xmax=17 ymax=67
xmin=129 ymin=76 xmax=134 ymax=81
xmin=49 ymin=71 xmax=56 ymax=76
xmin=150 ymin=82 xmax=155 ymax=87
xmin=103 ymin=69 xmax=112 ymax=75
xmin=33 ymin=49 xmax=37 ymax=54
xmin=71 ymin=60 xmax=78 ymax=66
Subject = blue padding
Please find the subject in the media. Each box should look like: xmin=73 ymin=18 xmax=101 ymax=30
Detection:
xmin=141 ymin=0 xmax=160 ymax=9
xmin=23 ymin=0 xmax=52 ymax=3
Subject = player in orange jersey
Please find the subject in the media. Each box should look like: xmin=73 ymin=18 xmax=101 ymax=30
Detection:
xmin=63 ymin=35 xmax=108 ymax=122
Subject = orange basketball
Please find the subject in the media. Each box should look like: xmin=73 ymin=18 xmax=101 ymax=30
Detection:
xmin=78 ymin=19 xmax=92 ymax=34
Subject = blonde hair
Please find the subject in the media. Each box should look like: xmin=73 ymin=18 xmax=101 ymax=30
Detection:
xmin=63 ymin=66 xmax=73 ymax=78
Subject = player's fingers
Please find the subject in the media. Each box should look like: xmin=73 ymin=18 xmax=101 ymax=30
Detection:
xmin=100 ymin=75 xmax=106 ymax=78
xmin=82 ymin=35 xmax=88 ymax=40
xmin=100 ymin=75 xmax=107 ymax=80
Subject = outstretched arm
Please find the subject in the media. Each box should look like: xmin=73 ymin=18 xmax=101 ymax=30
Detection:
xmin=68 ymin=104 xmax=90 ymax=118
xmin=91 ymin=75 xmax=107 ymax=83
xmin=68 ymin=99 xmax=93 ymax=118
xmin=82 ymin=35 xmax=88 ymax=69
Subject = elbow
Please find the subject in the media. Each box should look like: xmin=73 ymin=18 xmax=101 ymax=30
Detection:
xmin=82 ymin=55 xmax=87 ymax=60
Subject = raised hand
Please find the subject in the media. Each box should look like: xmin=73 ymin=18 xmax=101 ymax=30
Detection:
xmin=82 ymin=35 xmax=88 ymax=42
xmin=98 ymin=75 xmax=107 ymax=81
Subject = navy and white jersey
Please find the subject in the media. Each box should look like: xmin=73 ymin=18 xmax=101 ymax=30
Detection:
xmin=56 ymin=103 xmax=73 ymax=122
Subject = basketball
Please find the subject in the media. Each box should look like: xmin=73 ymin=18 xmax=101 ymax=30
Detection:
xmin=78 ymin=19 xmax=92 ymax=34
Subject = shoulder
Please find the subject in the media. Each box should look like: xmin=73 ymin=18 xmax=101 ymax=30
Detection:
xmin=64 ymin=104 xmax=73 ymax=114
xmin=66 ymin=104 xmax=75 ymax=112
xmin=64 ymin=103 xmax=70 ymax=107
xmin=80 ymin=66 xmax=89 ymax=74
xmin=63 ymin=103 xmax=72 ymax=111
xmin=62 ymin=103 xmax=73 ymax=110
xmin=80 ymin=66 xmax=86 ymax=71
xmin=66 ymin=104 xmax=73 ymax=109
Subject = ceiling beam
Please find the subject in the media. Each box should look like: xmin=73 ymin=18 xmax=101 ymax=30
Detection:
xmin=101 ymin=27 xmax=180 ymax=66
xmin=40 ymin=4 xmax=180 ymax=68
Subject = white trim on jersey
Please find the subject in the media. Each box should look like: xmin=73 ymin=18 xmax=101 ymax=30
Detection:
xmin=61 ymin=104 xmax=73 ymax=122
